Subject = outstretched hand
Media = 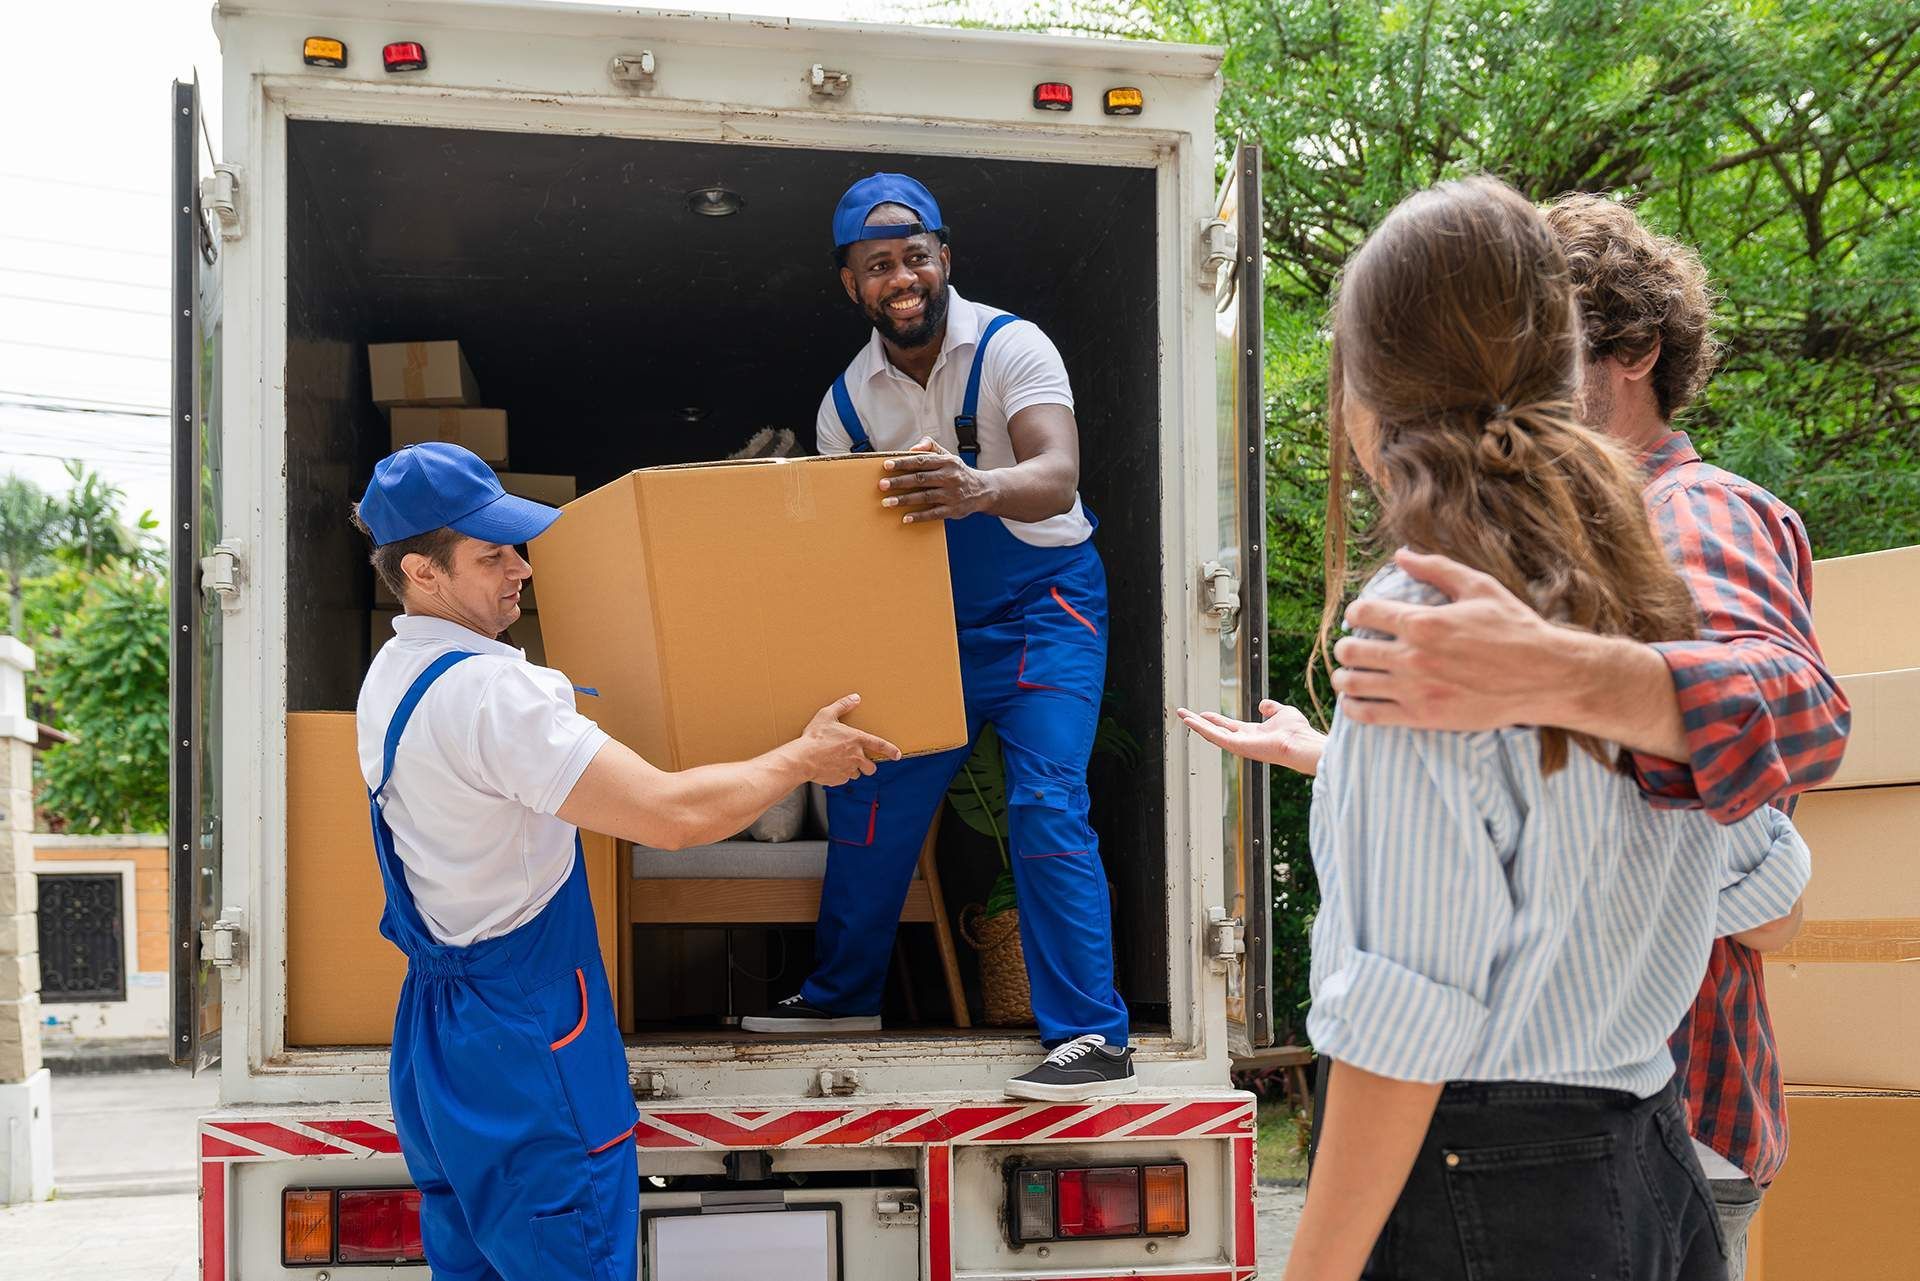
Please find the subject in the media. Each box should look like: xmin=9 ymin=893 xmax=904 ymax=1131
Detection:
xmin=1176 ymin=700 xmax=1327 ymax=777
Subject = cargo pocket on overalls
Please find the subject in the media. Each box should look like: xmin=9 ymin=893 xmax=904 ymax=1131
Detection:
xmin=1015 ymin=586 xmax=1102 ymax=704
xmin=529 ymin=1209 xmax=594 ymax=1274
xmin=532 ymin=965 xmax=637 ymax=1155
xmin=825 ymin=772 xmax=882 ymax=848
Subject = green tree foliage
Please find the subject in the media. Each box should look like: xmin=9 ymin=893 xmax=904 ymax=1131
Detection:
xmin=35 ymin=567 xmax=170 ymax=833
xmin=0 ymin=474 xmax=64 ymax=637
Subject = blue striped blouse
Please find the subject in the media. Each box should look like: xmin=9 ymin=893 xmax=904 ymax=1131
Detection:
xmin=1305 ymin=567 xmax=1812 ymax=1097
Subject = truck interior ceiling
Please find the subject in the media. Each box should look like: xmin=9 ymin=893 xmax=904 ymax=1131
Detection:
xmin=284 ymin=118 xmax=1170 ymax=1040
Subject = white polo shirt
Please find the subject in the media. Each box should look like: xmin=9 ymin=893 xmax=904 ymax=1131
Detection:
xmin=356 ymin=614 xmax=609 ymax=948
xmin=815 ymin=289 xmax=1093 ymax=548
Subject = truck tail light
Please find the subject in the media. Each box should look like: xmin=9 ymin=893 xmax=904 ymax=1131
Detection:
xmin=1032 ymin=82 xmax=1073 ymax=111
xmin=337 ymin=1188 xmax=426 ymax=1263
xmin=1008 ymin=1161 xmax=1187 ymax=1243
xmin=1143 ymin=1164 xmax=1189 ymax=1234
xmin=283 ymin=1187 xmax=426 ymax=1266
xmin=282 ymin=1189 xmax=333 ymax=1265
xmin=1103 ymin=86 xmax=1145 ymax=115
xmin=383 ymin=41 xmax=428 ymax=72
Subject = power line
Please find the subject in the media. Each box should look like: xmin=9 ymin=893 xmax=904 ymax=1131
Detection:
xmin=0 ymin=292 xmax=166 ymax=319
xmin=0 ymin=172 xmax=166 ymax=199
xmin=0 ymin=397 xmax=168 ymax=420
xmin=0 ymin=232 xmax=166 ymax=260
xmin=0 ymin=445 xmax=169 ymax=470
xmin=0 ymin=339 xmax=166 ymax=364
xmin=0 ymin=388 xmax=167 ymax=414
xmin=0 ymin=266 xmax=166 ymax=292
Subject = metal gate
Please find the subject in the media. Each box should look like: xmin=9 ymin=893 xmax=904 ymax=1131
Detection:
xmin=37 ymin=872 xmax=127 ymax=1002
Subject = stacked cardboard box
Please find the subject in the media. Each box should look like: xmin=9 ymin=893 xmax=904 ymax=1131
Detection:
xmin=285 ymin=712 xmax=625 ymax=1044
xmin=1750 ymin=544 xmax=1920 ymax=1279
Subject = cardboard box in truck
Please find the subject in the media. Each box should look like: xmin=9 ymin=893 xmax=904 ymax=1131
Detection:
xmin=495 ymin=471 xmax=577 ymax=505
xmin=1810 ymin=543 xmax=1920 ymax=675
xmin=368 ymin=340 xmax=481 ymax=408
xmin=1747 ymin=1087 xmax=1920 ymax=1281
xmin=390 ymin=406 xmax=509 ymax=463
xmin=285 ymin=712 xmax=620 ymax=1046
xmin=529 ymin=456 xmax=967 ymax=769
xmin=1813 ymin=668 xmax=1920 ymax=789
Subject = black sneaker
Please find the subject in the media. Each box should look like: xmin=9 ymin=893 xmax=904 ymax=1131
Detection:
xmin=1005 ymin=1034 xmax=1138 ymax=1101
xmin=740 ymin=994 xmax=882 ymax=1034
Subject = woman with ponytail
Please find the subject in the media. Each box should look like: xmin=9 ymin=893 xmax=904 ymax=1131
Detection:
xmin=1196 ymin=178 xmax=1809 ymax=1281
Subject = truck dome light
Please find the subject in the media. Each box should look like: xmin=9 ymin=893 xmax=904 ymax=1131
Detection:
xmin=302 ymin=37 xmax=347 ymax=68
xmin=1143 ymin=1163 xmax=1189 ymax=1234
xmin=337 ymin=1188 xmax=426 ymax=1263
xmin=687 ymin=186 xmax=743 ymax=217
xmin=1103 ymin=87 xmax=1144 ymax=115
xmin=1033 ymin=82 xmax=1073 ymax=111
xmin=282 ymin=1189 xmax=334 ymax=1266
xmin=383 ymin=41 xmax=428 ymax=73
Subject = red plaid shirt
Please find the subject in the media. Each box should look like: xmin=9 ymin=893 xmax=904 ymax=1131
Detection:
xmin=1632 ymin=430 xmax=1851 ymax=1186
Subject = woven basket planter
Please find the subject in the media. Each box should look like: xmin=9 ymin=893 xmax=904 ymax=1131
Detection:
xmin=959 ymin=904 xmax=1033 ymax=1027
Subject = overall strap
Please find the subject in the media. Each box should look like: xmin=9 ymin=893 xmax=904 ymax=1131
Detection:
xmin=373 ymin=651 xmax=481 ymax=801
xmin=831 ymin=374 xmax=874 ymax=454
xmin=955 ymin=313 xmax=1020 ymax=464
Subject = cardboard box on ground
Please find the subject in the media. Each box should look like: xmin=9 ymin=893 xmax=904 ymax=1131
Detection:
xmin=1763 ymin=544 xmax=1920 ymax=1088
xmin=528 ymin=455 xmax=967 ymax=768
xmin=1746 ymin=1087 xmax=1920 ymax=1281
xmin=285 ymin=713 xmax=624 ymax=1045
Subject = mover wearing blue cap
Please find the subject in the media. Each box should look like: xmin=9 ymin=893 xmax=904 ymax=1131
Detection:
xmin=739 ymin=174 xmax=1138 ymax=1104
xmin=349 ymin=442 xmax=899 ymax=1281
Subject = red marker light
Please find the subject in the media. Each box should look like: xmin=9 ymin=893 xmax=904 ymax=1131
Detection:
xmin=383 ymin=42 xmax=428 ymax=73
xmin=1033 ymin=82 xmax=1073 ymax=111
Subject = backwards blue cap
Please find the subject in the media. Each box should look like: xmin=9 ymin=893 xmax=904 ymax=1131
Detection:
xmin=832 ymin=173 xmax=945 ymax=251
xmin=357 ymin=442 xmax=562 ymax=547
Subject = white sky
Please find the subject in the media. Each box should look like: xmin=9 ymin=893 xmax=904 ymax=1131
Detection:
xmin=0 ymin=0 xmax=885 ymax=532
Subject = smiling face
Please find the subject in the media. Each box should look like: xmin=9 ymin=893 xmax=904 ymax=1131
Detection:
xmin=402 ymin=535 xmax=532 ymax=639
xmin=839 ymin=202 xmax=951 ymax=350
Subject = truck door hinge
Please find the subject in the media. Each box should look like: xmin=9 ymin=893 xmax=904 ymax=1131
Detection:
xmin=1201 ymin=217 xmax=1238 ymax=286
xmin=1200 ymin=560 xmax=1241 ymax=633
xmin=808 ymin=64 xmax=852 ymax=98
xmin=201 ymin=915 xmax=246 ymax=969
xmin=199 ymin=164 xmax=243 ymax=241
xmin=609 ymin=51 xmax=657 ymax=86
xmin=200 ymin=540 xmax=245 ymax=614
xmin=875 ymin=1193 xmax=921 ymax=1227
xmin=814 ymin=1067 xmax=862 ymax=1097
xmin=1206 ymin=906 xmax=1245 ymax=972
xmin=629 ymin=1069 xmax=670 ymax=1100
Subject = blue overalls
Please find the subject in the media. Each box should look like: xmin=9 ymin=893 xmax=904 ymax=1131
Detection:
xmin=805 ymin=315 xmax=1130 ymax=1047
xmin=369 ymin=652 xmax=638 ymax=1281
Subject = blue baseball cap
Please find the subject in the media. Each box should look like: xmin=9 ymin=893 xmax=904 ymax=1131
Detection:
xmin=356 ymin=442 xmax=562 ymax=547
xmin=832 ymin=173 xmax=945 ymax=251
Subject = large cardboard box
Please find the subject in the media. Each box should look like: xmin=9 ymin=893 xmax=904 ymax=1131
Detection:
xmin=1814 ymin=668 xmax=1920 ymax=789
xmin=368 ymin=340 xmax=481 ymax=408
xmin=495 ymin=472 xmax=577 ymax=506
xmin=286 ymin=712 xmax=621 ymax=1046
xmin=390 ymin=407 xmax=509 ymax=463
xmin=529 ymin=455 xmax=966 ymax=769
xmin=1764 ymin=786 xmax=1920 ymax=1090
xmin=1811 ymin=544 xmax=1920 ymax=676
xmin=1747 ymin=1087 xmax=1920 ymax=1281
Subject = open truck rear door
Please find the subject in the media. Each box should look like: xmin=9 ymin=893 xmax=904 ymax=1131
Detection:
xmin=1211 ymin=141 xmax=1272 ymax=1054
xmin=169 ymin=77 xmax=228 ymax=1071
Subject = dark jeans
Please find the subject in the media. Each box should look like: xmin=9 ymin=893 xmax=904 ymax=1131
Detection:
xmin=1351 ymin=1078 xmax=1726 ymax=1281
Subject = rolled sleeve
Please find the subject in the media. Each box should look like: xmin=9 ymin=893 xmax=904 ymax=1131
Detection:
xmin=1309 ymin=950 xmax=1493 ymax=1082
xmin=1714 ymin=806 xmax=1812 ymax=937
xmin=1632 ymin=477 xmax=1850 ymax=822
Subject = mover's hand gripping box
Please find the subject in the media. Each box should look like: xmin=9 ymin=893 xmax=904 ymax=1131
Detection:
xmin=528 ymin=455 xmax=968 ymax=769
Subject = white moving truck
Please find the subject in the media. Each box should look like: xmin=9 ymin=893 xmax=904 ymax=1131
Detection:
xmin=170 ymin=3 xmax=1274 ymax=1277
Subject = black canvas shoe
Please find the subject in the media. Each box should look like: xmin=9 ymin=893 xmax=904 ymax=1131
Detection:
xmin=740 ymin=994 xmax=882 ymax=1034
xmin=1005 ymin=1034 xmax=1138 ymax=1101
